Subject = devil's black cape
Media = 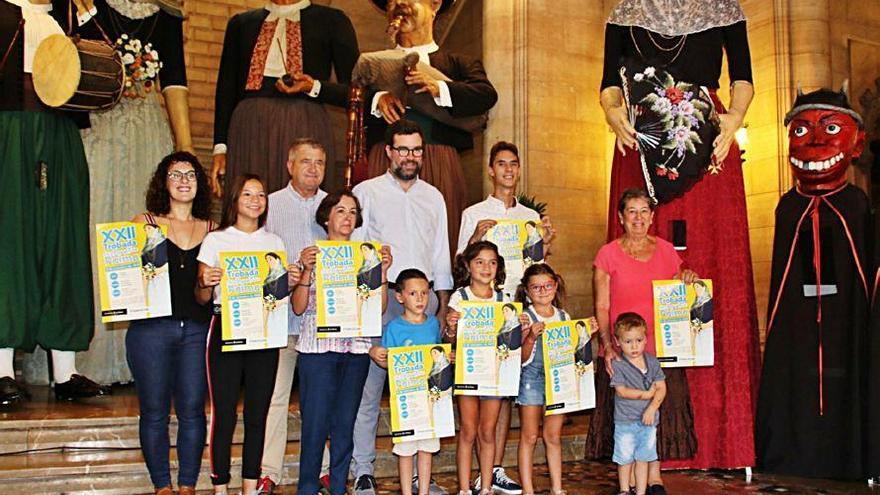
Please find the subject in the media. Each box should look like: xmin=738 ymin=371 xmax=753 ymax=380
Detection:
xmin=866 ymin=224 xmax=880 ymax=478
xmin=755 ymin=184 xmax=872 ymax=479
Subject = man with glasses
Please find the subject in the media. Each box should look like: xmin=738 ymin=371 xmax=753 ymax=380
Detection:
xmin=256 ymin=138 xmax=329 ymax=494
xmin=361 ymin=0 xmax=497 ymax=257
xmin=454 ymin=140 xmax=557 ymax=495
xmin=350 ymin=119 xmax=453 ymax=495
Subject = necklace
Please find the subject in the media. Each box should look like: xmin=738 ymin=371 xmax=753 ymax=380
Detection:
xmin=620 ymin=236 xmax=653 ymax=260
xmin=646 ymin=31 xmax=687 ymax=52
xmin=630 ymin=27 xmax=688 ymax=66
xmin=167 ymin=216 xmax=197 ymax=269
xmin=107 ymin=3 xmax=160 ymax=42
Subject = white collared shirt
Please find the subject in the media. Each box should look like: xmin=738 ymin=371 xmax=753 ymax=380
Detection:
xmin=352 ymin=172 xmax=453 ymax=290
xmin=263 ymin=0 xmax=309 ymax=78
xmin=266 ymin=184 xmax=327 ymax=335
xmin=370 ymin=40 xmax=452 ymax=117
xmin=6 ymin=0 xmax=64 ymax=73
xmin=197 ymin=226 xmax=286 ymax=304
xmin=457 ymin=195 xmax=540 ymax=254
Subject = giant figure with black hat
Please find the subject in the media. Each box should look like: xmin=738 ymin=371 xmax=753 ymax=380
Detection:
xmin=353 ymin=0 xmax=498 ymax=260
xmin=755 ymin=84 xmax=874 ymax=480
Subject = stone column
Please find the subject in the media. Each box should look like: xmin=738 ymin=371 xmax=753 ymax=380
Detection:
xmin=481 ymin=1 xmax=609 ymax=315
xmin=481 ymin=0 xmax=529 ymax=196
xmin=787 ymin=0 xmax=832 ymax=91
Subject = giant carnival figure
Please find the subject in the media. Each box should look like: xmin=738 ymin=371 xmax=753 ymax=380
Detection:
xmin=33 ymin=0 xmax=195 ymax=384
xmin=210 ymin=0 xmax=359 ymax=197
xmin=353 ymin=0 xmax=498 ymax=253
xmin=0 ymin=0 xmax=108 ymax=406
xmin=756 ymin=85 xmax=873 ymax=480
xmin=587 ymin=0 xmax=761 ymax=484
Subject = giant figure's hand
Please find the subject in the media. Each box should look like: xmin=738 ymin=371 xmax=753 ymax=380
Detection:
xmin=210 ymin=154 xmax=226 ymax=198
xmin=378 ymin=93 xmax=406 ymax=124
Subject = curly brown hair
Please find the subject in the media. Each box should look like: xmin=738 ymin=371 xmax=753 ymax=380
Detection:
xmin=453 ymin=240 xmax=506 ymax=290
xmin=514 ymin=263 xmax=566 ymax=311
xmin=144 ymin=152 xmax=211 ymax=220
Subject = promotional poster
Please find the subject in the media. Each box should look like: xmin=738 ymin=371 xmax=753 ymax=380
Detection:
xmin=653 ymin=279 xmax=715 ymax=367
xmin=454 ymin=301 xmax=523 ymax=396
xmin=388 ymin=344 xmax=456 ymax=444
xmin=485 ymin=220 xmax=545 ymax=296
xmin=96 ymin=222 xmax=172 ymax=322
xmin=315 ymin=240 xmax=384 ymax=338
xmin=543 ymin=318 xmax=597 ymax=415
xmin=219 ymin=251 xmax=289 ymax=352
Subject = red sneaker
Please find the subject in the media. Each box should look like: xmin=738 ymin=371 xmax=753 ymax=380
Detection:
xmin=256 ymin=476 xmax=276 ymax=495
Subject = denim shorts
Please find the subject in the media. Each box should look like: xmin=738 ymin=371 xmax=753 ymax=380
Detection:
xmin=515 ymin=361 xmax=545 ymax=406
xmin=612 ymin=421 xmax=657 ymax=464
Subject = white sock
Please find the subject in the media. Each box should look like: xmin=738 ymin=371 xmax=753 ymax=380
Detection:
xmin=50 ymin=350 xmax=78 ymax=383
xmin=0 ymin=348 xmax=14 ymax=379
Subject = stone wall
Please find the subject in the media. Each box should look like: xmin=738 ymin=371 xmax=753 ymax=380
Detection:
xmin=482 ymin=2 xmax=610 ymax=317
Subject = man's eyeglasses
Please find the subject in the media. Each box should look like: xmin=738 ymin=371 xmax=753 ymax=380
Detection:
xmin=392 ymin=146 xmax=424 ymax=157
xmin=168 ymin=170 xmax=197 ymax=182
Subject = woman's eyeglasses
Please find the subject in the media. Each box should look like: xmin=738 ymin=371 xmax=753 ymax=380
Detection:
xmin=168 ymin=170 xmax=197 ymax=182
xmin=528 ymin=281 xmax=556 ymax=293
xmin=392 ymin=146 xmax=425 ymax=157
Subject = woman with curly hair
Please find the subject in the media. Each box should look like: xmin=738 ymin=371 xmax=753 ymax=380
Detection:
xmin=126 ymin=151 xmax=215 ymax=495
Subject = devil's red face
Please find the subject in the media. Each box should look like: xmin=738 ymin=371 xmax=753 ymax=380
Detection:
xmin=788 ymin=109 xmax=865 ymax=194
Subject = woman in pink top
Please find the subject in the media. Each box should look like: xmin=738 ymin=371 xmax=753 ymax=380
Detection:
xmin=586 ymin=188 xmax=699 ymax=495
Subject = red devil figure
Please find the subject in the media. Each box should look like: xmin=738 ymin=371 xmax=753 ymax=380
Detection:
xmin=756 ymin=84 xmax=873 ymax=480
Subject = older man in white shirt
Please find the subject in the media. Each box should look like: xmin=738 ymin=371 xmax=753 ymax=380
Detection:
xmin=350 ymin=120 xmax=452 ymax=495
xmin=258 ymin=138 xmax=328 ymax=493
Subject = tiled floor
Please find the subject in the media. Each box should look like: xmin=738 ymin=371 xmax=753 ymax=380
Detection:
xmin=233 ymin=461 xmax=877 ymax=495
xmin=2 ymin=387 xmax=875 ymax=494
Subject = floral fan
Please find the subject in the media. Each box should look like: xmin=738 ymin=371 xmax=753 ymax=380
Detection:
xmin=619 ymin=62 xmax=719 ymax=203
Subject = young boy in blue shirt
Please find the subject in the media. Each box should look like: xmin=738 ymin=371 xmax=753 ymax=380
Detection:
xmin=369 ymin=268 xmax=445 ymax=495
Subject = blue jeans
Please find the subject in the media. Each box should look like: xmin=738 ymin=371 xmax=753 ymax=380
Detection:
xmin=298 ymin=352 xmax=370 ymax=495
xmin=126 ymin=317 xmax=209 ymax=488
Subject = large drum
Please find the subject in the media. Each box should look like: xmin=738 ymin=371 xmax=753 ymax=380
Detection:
xmin=32 ymin=34 xmax=124 ymax=111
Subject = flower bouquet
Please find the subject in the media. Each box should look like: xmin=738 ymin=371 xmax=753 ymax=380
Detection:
xmin=428 ymin=385 xmax=442 ymax=402
xmin=357 ymin=283 xmax=372 ymax=300
xmin=620 ymin=62 xmax=719 ymax=203
xmin=141 ymin=263 xmax=158 ymax=281
xmin=115 ymin=34 xmax=163 ymax=98
xmin=263 ymin=294 xmax=278 ymax=312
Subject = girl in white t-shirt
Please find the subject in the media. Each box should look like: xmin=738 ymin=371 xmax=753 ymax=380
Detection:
xmin=445 ymin=241 xmax=531 ymax=495
xmin=195 ymin=174 xmax=299 ymax=495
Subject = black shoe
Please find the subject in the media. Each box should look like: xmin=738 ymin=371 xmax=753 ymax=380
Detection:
xmin=54 ymin=374 xmax=110 ymax=401
xmin=0 ymin=376 xmax=29 ymax=407
xmin=491 ymin=466 xmax=523 ymax=495
xmin=353 ymin=474 xmax=378 ymax=495
xmin=647 ymin=484 xmax=668 ymax=495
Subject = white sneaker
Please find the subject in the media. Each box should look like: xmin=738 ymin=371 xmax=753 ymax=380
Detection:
xmin=412 ymin=475 xmax=448 ymax=495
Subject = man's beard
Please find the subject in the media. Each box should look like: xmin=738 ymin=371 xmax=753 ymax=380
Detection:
xmin=392 ymin=160 xmax=421 ymax=181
